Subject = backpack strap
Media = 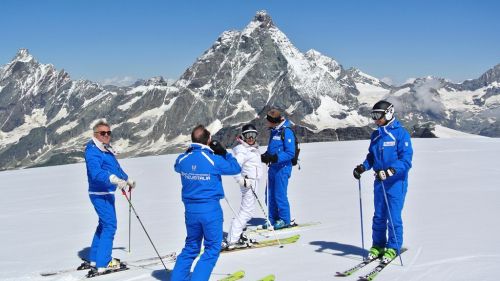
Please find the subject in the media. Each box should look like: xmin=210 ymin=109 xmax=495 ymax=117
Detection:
xmin=280 ymin=127 xmax=294 ymax=141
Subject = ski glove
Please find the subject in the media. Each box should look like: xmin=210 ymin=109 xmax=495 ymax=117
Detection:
xmin=375 ymin=168 xmax=396 ymax=181
xmin=127 ymin=179 xmax=136 ymax=189
xmin=353 ymin=164 xmax=365 ymax=180
xmin=261 ymin=153 xmax=278 ymax=164
xmin=110 ymin=174 xmax=129 ymax=190
xmin=209 ymin=140 xmax=227 ymax=156
xmin=237 ymin=178 xmax=247 ymax=188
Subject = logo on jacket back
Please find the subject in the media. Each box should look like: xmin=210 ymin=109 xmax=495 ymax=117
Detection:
xmin=383 ymin=141 xmax=396 ymax=147
xmin=192 ymin=165 xmax=197 ymax=171
xmin=181 ymin=172 xmax=210 ymax=181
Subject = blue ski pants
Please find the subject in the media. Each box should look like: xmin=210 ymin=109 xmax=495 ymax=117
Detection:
xmin=268 ymin=164 xmax=292 ymax=225
xmin=171 ymin=205 xmax=223 ymax=281
xmin=89 ymin=194 xmax=117 ymax=268
xmin=372 ymin=179 xmax=407 ymax=250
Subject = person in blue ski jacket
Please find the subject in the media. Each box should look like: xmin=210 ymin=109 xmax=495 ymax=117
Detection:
xmin=84 ymin=119 xmax=135 ymax=274
xmin=260 ymin=108 xmax=296 ymax=230
xmin=171 ymin=125 xmax=241 ymax=281
xmin=353 ymin=100 xmax=413 ymax=263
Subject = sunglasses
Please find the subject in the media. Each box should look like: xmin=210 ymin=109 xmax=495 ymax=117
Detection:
xmin=95 ymin=131 xmax=112 ymax=136
xmin=371 ymin=112 xmax=385 ymax=120
xmin=266 ymin=115 xmax=281 ymax=123
xmin=242 ymin=131 xmax=257 ymax=140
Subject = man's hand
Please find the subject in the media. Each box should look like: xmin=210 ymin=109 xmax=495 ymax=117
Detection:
xmin=209 ymin=140 xmax=227 ymax=156
xmin=353 ymin=164 xmax=365 ymax=180
xmin=127 ymin=179 xmax=136 ymax=190
xmin=109 ymin=175 xmax=128 ymax=190
xmin=261 ymin=153 xmax=278 ymax=164
xmin=375 ymin=168 xmax=396 ymax=181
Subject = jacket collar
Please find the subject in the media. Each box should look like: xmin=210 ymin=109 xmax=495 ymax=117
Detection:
xmin=188 ymin=143 xmax=214 ymax=152
xmin=92 ymin=137 xmax=116 ymax=155
xmin=271 ymin=119 xmax=289 ymax=131
xmin=376 ymin=118 xmax=399 ymax=141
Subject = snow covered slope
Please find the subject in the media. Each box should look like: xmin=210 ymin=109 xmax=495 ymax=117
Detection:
xmin=1 ymin=138 xmax=499 ymax=281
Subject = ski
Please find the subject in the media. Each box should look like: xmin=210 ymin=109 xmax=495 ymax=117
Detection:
xmin=218 ymin=270 xmax=245 ymax=281
xmin=335 ymin=257 xmax=379 ymax=277
xmin=40 ymin=252 xmax=176 ymax=277
xmin=257 ymin=274 xmax=276 ymax=281
xmin=246 ymin=221 xmax=320 ymax=234
xmin=86 ymin=263 xmax=129 ymax=278
xmin=126 ymin=251 xmax=177 ymax=265
xmin=358 ymin=248 xmax=407 ymax=281
xmin=221 ymin=234 xmax=300 ymax=253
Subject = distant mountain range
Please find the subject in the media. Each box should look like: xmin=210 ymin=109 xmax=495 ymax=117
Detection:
xmin=0 ymin=10 xmax=498 ymax=170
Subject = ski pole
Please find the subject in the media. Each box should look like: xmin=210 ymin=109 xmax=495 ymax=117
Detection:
xmin=380 ymin=181 xmax=404 ymax=266
xmin=128 ymin=187 xmax=132 ymax=254
xmin=265 ymin=164 xmax=270 ymax=228
xmin=120 ymin=190 xmax=168 ymax=273
xmin=224 ymin=196 xmax=238 ymax=219
xmin=250 ymin=179 xmax=283 ymax=248
xmin=358 ymin=179 xmax=365 ymax=259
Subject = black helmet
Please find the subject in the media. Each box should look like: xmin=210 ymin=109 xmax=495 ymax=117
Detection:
xmin=241 ymin=123 xmax=258 ymax=140
xmin=371 ymin=100 xmax=395 ymax=121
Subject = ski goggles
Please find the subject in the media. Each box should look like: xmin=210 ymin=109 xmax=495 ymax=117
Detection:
xmin=242 ymin=131 xmax=257 ymax=140
xmin=370 ymin=111 xmax=385 ymax=120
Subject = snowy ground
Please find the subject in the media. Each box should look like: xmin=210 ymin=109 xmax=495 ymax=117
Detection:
xmin=1 ymin=138 xmax=499 ymax=281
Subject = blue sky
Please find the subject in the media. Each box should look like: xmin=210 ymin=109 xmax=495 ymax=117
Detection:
xmin=1 ymin=0 xmax=499 ymax=85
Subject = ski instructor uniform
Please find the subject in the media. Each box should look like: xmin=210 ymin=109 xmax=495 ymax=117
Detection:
xmin=172 ymin=125 xmax=241 ymax=281
xmin=261 ymin=109 xmax=296 ymax=229
xmin=353 ymin=100 xmax=413 ymax=263
xmin=85 ymin=119 xmax=135 ymax=272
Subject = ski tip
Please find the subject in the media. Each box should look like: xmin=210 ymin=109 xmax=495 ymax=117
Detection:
xmin=258 ymin=274 xmax=276 ymax=281
xmin=217 ymin=270 xmax=245 ymax=281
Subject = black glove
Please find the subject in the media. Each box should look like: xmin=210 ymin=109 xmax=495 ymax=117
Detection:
xmin=353 ymin=164 xmax=365 ymax=180
xmin=261 ymin=153 xmax=278 ymax=164
xmin=209 ymin=140 xmax=227 ymax=156
xmin=375 ymin=168 xmax=396 ymax=181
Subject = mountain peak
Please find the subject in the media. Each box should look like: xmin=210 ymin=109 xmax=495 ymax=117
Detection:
xmin=14 ymin=48 xmax=35 ymax=63
xmin=253 ymin=10 xmax=274 ymax=28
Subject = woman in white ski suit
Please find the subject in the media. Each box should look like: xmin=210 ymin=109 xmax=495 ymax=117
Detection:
xmin=226 ymin=126 xmax=263 ymax=245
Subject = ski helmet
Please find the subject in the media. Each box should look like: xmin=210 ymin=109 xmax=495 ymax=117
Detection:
xmin=241 ymin=123 xmax=258 ymax=140
xmin=371 ymin=100 xmax=395 ymax=121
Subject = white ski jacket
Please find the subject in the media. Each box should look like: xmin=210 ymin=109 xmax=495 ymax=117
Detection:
xmin=232 ymin=141 xmax=263 ymax=182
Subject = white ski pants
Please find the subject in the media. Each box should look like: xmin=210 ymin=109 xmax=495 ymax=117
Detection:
xmin=227 ymin=179 xmax=257 ymax=244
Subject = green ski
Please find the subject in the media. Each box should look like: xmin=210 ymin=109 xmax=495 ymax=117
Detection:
xmin=218 ymin=270 xmax=245 ymax=281
xmin=221 ymin=234 xmax=301 ymax=253
xmin=257 ymin=274 xmax=276 ymax=281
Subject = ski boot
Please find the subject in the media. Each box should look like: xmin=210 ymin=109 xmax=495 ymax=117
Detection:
xmin=273 ymin=219 xmax=287 ymax=230
xmin=87 ymin=258 xmax=124 ymax=277
xmin=381 ymin=248 xmax=397 ymax=264
xmin=368 ymin=245 xmax=384 ymax=260
xmin=257 ymin=221 xmax=273 ymax=230
xmin=77 ymin=259 xmax=93 ymax=270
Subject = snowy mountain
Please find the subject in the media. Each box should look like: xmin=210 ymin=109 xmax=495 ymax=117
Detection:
xmin=0 ymin=11 xmax=498 ymax=170
xmin=385 ymin=67 xmax=500 ymax=137
xmin=1 ymin=138 xmax=500 ymax=280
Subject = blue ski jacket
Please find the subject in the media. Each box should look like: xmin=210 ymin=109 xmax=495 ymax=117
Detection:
xmin=85 ymin=139 xmax=128 ymax=194
xmin=362 ymin=118 xmax=413 ymax=182
xmin=174 ymin=143 xmax=241 ymax=212
xmin=266 ymin=119 xmax=296 ymax=167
